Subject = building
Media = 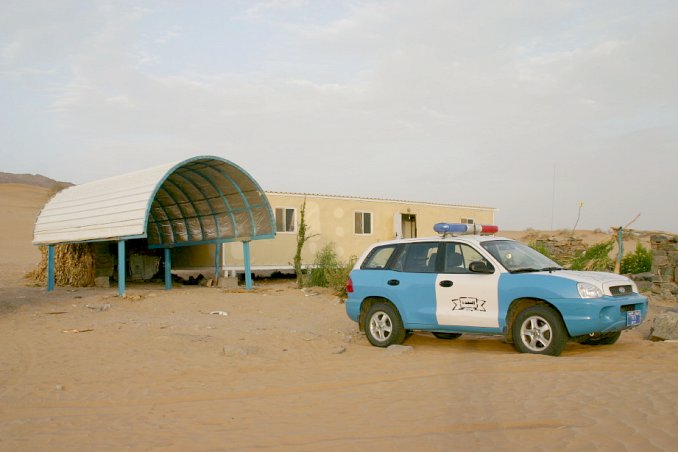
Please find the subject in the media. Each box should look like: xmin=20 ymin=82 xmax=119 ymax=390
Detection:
xmin=183 ymin=192 xmax=496 ymax=276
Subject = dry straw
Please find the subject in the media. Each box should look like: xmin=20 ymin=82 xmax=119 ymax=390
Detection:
xmin=27 ymin=243 xmax=96 ymax=287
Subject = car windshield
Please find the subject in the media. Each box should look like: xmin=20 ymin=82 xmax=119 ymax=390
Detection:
xmin=480 ymin=240 xmax=561 ymax=273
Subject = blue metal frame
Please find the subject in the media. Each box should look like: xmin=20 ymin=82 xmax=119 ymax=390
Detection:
xmin=243 ymin=241 xmax=252 ymax=289
xmin=183 ymin=166 xmax=238 ymax=240
xmin=214 ymin=242 xmax=222 ymax=280
xmin=148 ymin=232 xmax=275 ymax=249
xmin=164 ymin=247 xmax=172 ymax=290
xmin=174 ymin=171 xmax=220 ymax=238
xmin=47 ymin=245 xmax=55 ymax=292
xmin=118 ymin=240 xmax=126 ymax=297
xmin=206 ymin=164 xmax=259 ymax=237
xmin=157 ymin=185 xmax=192 ymax=243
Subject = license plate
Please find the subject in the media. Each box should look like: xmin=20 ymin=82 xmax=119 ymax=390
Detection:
xmin=626 ymin=310 xmax=641 ymax=326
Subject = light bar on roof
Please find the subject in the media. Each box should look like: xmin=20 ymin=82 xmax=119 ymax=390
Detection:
xmin=434 ymin=223 xmax=499 ymax=236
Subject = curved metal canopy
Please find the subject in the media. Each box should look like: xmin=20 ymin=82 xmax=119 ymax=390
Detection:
xmin=33 ymin=156 xmax=275 ymax=247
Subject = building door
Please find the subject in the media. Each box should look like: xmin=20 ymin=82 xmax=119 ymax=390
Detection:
xmin=402 ymin=214 xmax=417 ymax=238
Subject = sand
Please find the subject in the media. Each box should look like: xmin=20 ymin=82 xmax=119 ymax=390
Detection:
xmin=1 ymin=183 xmax=677 ymax=451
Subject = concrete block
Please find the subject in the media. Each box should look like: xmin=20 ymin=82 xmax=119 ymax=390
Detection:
xmin=218 ymin=277 xmax=239 ymax=289
xmin=95 ymin=276 xmax=110 ymax=288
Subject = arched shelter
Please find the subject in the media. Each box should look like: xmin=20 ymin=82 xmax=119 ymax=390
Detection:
xmin=33 ymin=156 xmax=276 ymax=294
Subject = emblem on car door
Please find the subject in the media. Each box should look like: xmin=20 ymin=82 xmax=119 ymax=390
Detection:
xmin=451 ymin=297 xmax=487 ymax=312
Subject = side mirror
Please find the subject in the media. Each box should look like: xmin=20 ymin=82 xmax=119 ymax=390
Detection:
xmin=469 ymin=261 xmax=493 ymax=274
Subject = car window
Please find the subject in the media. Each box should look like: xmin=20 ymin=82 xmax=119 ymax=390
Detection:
xmin=361 ymin=245 xmax=397 ymax=269
xmin=481 ymin=239 xmax=559 ymax=272
xmin=443 ymin=243 xmax=492 ymax=274
xmin=393 ymin=242 xmax=439 ymax=273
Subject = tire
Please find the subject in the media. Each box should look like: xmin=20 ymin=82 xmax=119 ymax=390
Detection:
xmin=580 ymin=331 xmax=621 ymax=346
xmin=432 ymin=332 xmax=462 ymax=340
xmin=364 ymin=302 xmax=406 ymax=347
xmin=511 ymin=305 xmax=567 ymax=356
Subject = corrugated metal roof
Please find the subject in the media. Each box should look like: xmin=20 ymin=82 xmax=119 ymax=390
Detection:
xmin=33 ymin=156 xmax=275 ymax=246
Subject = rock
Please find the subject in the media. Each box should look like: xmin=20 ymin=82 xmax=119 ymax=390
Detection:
xmin=94 ymin=276 xmax=110 ymax=288
xmin=222 ymin=345 xmax=258 ymax=357
xmin=631 ymin=272 xmax=654 ymax=282
xmin=330 ymin=345 xmax=346 ymax=354
xmin=386 ymin=344 xmax=413 ymax=355
xmin=86 ymin=303 xmax=111 ymax=311
xmin=651 ymin=235 xmax=668 ymax=245
xmin=649 ymin=312 xmax=678 ymax=341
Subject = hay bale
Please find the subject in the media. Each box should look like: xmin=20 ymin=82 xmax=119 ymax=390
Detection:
xmin=27 ymin=243 xmax=96 ymax=288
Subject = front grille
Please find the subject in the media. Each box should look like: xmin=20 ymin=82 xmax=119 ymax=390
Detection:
xmin=610 ymin=285 xmax=633 ymax=296
xmin=620 ymin=304 xmax=637 ymax=312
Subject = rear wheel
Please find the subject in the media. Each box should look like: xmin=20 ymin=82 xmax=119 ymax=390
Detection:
xmin=580 ymin=331 xmax=621 ymax=345
xmin=512 ymin=305 xmax=567 ymax=356
xmin=432 ymin=332 xmax=462 ymax=340
xmin=364 ymin=302 xmax=406 ymax=347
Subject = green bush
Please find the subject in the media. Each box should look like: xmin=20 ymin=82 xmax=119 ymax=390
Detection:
xmin=621 ymin=243 xmax=652 ymax=274
xmin=569 ymin=239 xmax=614 ymax=271
xmin=528 ymin=241 xmax=555 ymax=261
xmin=307 ymin=243 xmax=356 ymax=297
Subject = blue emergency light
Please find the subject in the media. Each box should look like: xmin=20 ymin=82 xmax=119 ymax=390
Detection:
xmin=434 ymin=223 xmax=499 ymax=236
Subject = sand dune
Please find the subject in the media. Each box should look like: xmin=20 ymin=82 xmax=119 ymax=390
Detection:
xmin=1 ymin=183 xmax=677 ymax=450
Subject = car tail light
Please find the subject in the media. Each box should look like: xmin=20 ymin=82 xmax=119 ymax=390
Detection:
xmin=346 ymin=277 xmax=354 ymax=293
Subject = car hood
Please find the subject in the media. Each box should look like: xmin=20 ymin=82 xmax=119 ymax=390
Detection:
xmin=554 ymin=270 xmax=633 ymax=286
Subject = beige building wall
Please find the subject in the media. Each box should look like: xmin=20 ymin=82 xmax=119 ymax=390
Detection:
xmin=219 ymin=192 xmax=495 ymax=271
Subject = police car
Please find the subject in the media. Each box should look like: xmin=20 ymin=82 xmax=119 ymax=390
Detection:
xmin=345 ymin=223 xmax=648 ymax=356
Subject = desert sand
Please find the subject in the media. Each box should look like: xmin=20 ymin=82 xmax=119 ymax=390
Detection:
xmin=1 ymin=184 xmax=677 ymax=451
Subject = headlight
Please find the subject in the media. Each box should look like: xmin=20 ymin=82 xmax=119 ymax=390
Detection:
xmin=578 ymin=282 xmax=603 ymax=299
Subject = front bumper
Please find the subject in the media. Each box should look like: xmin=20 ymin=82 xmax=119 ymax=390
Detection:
xmin=557 ymin=293 xmax=648 ymax=337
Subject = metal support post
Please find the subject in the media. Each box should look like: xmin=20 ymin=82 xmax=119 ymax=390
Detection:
xmin=47 ymin=245 xmax=55 ymax=292
xmin=117 ymin=240 xmax=126 ymax=297
xmin=243 ymin=240 xmax=252 ymax=290
xmin=214 ymin=242 xmax=222 ymax=281
xmin=164 ymin=247 xmax=172 ymax=290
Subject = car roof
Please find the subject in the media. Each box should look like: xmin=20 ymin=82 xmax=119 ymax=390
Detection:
xmin=369 ymin=235 xmax=513 ymax=247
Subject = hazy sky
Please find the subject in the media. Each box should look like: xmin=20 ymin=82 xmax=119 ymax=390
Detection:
xmin=2 ymin=1 xmax=676 ymax=232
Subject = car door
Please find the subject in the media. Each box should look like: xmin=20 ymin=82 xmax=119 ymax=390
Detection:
xmin=387 ymin=242 xmax=440 ymax=327
xmin=434 ymin=242 xmax=501 ymax=329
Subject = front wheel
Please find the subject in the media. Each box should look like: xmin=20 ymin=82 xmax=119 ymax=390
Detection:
xmin=364 ymin=302 xmax=406 ymax=347
xmin=512 ymin=305 xmax=567 ymax=356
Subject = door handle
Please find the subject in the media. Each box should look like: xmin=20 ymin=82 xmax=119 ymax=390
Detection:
xmin=439 ymin=280 xmax=453 ymax=287
xmin=387 ymin=279 xmax=400 ymax=286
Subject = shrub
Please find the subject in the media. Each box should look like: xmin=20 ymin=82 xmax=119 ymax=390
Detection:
xmin=621 ymin=243 xmax=652 ymax=274
xmin=569 ymin=239 xmax=614 ymax=271
xmin=307 ymin=243 xmax=356 ymax=297
xmin=529 ymin=241 xmax=553 ymax=260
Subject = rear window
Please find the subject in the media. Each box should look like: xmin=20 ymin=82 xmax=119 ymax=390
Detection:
xmin=392 ymin=242 xmax=439 ymax=273
xmin=361 ymin=245 xmax=397 ymax=269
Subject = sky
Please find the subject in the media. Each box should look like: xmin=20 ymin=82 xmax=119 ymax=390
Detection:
xmin=1 ymin=0 xmax=677 ymax=232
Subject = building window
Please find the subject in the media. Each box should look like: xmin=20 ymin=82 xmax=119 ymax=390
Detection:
xmin=461 ymin=218 xmax=475 ymax=225
xmin=354 ymin=211 xmax=372 ymax=235
xmin=275 ymin=207 xmax=296 ymax=232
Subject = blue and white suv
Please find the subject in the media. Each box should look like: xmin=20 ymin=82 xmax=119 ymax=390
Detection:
xmin=345 ymin=223 xmax=648 ymax=356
